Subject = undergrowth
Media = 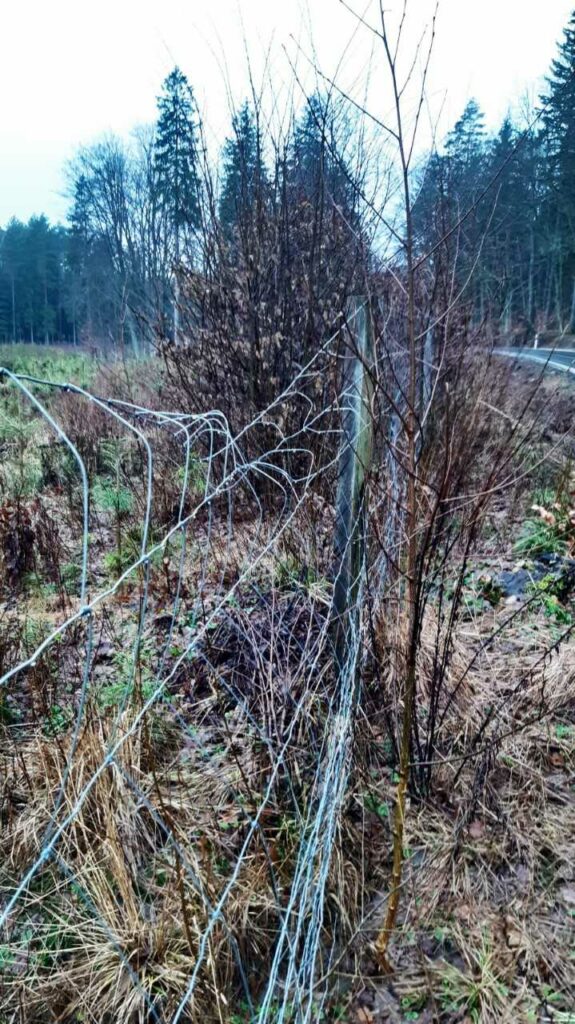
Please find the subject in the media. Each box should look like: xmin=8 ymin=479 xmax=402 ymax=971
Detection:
xmin=0 ymin=348 xmax=574 ymax=1023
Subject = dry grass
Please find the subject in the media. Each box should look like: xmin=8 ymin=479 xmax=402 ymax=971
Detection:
xmin=0 ymin=572 xmax=350 ymax=1023
xmin=2 ymin=491 xmax=575 ymax=1024
xmin=345 ymin=604 xmax=575 ymax=1023
xmin=1 ymin=353 xmax=575 ymax=1024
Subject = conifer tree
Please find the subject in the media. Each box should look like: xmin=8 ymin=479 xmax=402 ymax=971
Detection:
xmin=543 ymin=12 xmax=575 ymax=176
xmin=67 ymin=174 xmax=94 ymax=342
xmin=0 ymin=217 xmax=73 ymax=344
xmin=154 ymin=66 xmax=202 ymax=342
xmin=432 ymin=99 xmax=489 ymax=316
xmin=542 ymin=11 xmax=575 ymax=326
xmin=219 ymin=101 xmax=266 ymax=237
xmin=0 ymin=219 xmax=25 ymax=341
xmin=445 ymin=99 xmax=487 ymax=201
xmin=154 ymin=67 xmax=202 ymax=258
xmin=290 ymin=93 xmax=353 ymax=212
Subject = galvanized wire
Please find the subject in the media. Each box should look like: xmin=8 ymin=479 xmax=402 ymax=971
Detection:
xmin=0 ymin=324 xmax=376 ymax=1024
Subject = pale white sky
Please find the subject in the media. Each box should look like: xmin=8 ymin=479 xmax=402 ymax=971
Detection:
xmin=0 ymin=0 xmax=572 ymax=226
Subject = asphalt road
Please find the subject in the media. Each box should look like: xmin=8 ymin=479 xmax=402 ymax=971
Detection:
xmin=496 ymin=347 xmax=575 ymax=374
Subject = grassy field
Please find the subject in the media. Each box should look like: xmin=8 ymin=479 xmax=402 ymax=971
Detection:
xmin=0 ymin=344 xmax=98 ymax=387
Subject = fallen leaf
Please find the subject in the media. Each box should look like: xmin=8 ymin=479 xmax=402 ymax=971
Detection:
xmin=549 ymin=751 xmax=566 ymax=768
xmin=468 ymin=819 xmax=485 ymax=839
xmin=505 ymin=920 xmax=523 ymax=948
xmin=354 ymin=1010 xmax=374 ymax=1024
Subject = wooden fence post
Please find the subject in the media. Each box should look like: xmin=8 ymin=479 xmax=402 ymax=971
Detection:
xmin=333 ymin=297 xmax=374 ymax=672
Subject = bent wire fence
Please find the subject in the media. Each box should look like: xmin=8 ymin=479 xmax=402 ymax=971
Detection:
xmin=0 ymin=306 xmax=380 ymax=1023
xmin=2 ymin=304 xmax=575 ymax=1022
xmin=8 ymin=0 xmax=575 ymax=1005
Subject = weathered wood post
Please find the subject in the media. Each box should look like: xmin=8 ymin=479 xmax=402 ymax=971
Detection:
xmin=333 ymin=297 xmax=374 ymax=672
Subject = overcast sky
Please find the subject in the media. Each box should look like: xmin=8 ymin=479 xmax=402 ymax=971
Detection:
xmin=1 ymin=0 xmax=573 ymax=226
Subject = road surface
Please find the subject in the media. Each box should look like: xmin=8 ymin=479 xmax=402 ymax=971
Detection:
xmin=496 ymin=347 xmax=575 ymax=375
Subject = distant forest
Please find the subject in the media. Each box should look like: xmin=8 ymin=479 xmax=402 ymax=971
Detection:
xmin=3 ymin=13 xmax=575 ymax=348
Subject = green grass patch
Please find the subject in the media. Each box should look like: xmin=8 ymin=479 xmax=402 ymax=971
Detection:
xmin=0 ymin=344 xmax=97 ymax=388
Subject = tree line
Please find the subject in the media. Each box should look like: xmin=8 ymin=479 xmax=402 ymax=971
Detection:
xmin=0 ymin=68 xmax=360 ymax=350
xmin=414 ymin=11 xmax=575 ymax=336
xmin=3 ymin=10 xmax=575 ymax=348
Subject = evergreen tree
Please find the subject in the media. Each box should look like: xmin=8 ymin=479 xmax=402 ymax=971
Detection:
xmin=0 ymin=217 xmax=73 ymax=344
xmin=67 ymin=174 xmax=94 ymax=342
xmin=290 ymin=93 xmax=354 ymax=213
xmin=484 ymin=118 xmax=522 ymax=324
xmin=445 ymin=99 xmax=488 ymax=202
xmin=0 ymin=219 xmax=25 ymax=341
xmin=26 ymin=215 xmax=56 ymax=343
xmin=446 ymin=99 xmax=486 ymax=155
xmin=412 ymin=150 xmax=449 ymax=256
xmin=154 ymin=66 xmax=202 ymax=343
xmin=219 ymin=101 xmax=266 ymax=237
xmin=541 ymin=11 xmax=575 ymax=325
xmin=154 ymin=66 xmax=202 ymax=257
xmin=413 ymin=100 xmax=489 ymax=316
xmin=543 ymin=12 xmax=575 ymax=176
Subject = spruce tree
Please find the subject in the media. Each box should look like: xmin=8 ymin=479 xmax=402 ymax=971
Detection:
xmin=486 ymin=118 xmax=523 ymax=326
xmin=290 ymin=93 xmax=353 ymax=212
xmin=0 ymin=218 xmax=74 ymax=344
xmin=412 ymin=101 xmax=491 ymax=319
xmin=412 ymin=151 xmax=449 ymax=256
xmin=445 ymin=99 xmax=487 ymax=198
xmin=67 ymin=174 xmax=94 ymax=342
xmin=0 ymin=219 xmax=25 ymax=341
xmin=154 ymin=66 xmax=202 ymax=342
xmin=542 ymin=11 xmax=575 ymax=325
xmin=543 ymin=13 xmax=575 ymax=176
xmin=219 ymin=101 xmax=266 ymax=237
xmin=154 ymin=67 xmax=202 ymax=256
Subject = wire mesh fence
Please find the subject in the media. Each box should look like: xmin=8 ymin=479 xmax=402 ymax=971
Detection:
xmin=0 ymin=316 xmax=376 ymax=1024
xmin=3 ymin=307 xmax=573 ymax=1024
